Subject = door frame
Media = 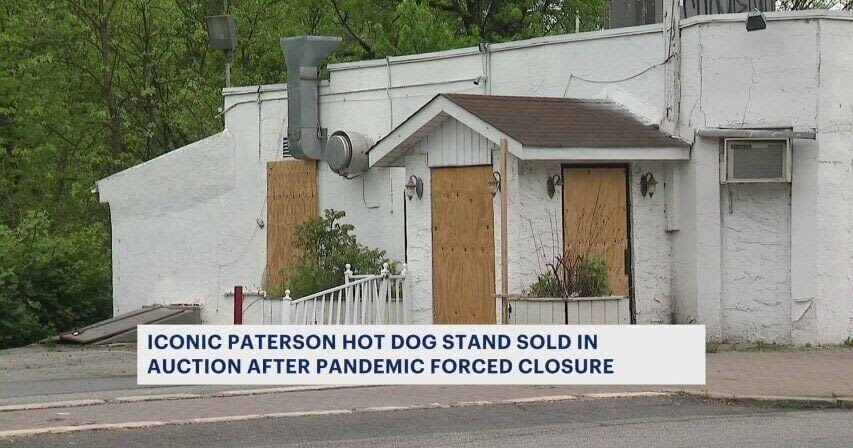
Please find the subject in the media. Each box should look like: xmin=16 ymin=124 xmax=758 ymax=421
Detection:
xmin=560 ymin=163 xmax=635 ymax=324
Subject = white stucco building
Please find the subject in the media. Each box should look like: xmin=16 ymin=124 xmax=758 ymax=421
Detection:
xmin=97 ymin=11 xmax=853 ymax=345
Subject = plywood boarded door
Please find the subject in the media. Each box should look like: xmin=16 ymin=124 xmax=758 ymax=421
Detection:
xmin=432 ymin=166 xmax=496 ymax=324
xmin=266 ymin=159 xmax=318 ymax=289
xmin=563 ymin=167 xmax=630 ymax=297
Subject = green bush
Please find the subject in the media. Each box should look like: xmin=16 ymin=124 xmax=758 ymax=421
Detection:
xmin=272 ymin=209 xmax=398 ymax=299
xmin=528 ymin=272 xmax=561 ymax=298
xmin=0 ymin=212 xmax=111 ymax=348
xmin=526 ymin=255 xmax=612 ymax=298
xmin=573 ymin=256 xmax=612 ymax=297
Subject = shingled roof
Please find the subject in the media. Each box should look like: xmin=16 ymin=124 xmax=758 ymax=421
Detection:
xmin=442 ymin=94 xmax=687 ymax=149
xmin=369 ymin=93 xmax=690 ymax=167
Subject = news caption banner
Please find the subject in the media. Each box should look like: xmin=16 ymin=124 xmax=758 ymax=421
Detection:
xmin=138 ymin=325 xmax=705 ymax=385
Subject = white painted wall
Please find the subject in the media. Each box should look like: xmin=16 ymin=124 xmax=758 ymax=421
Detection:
xmin=99 ymin=12 xmax=852 ymax=342
xmin=512 ymin=160 xmax=563 ymax=296
xmin=403 ymin=153 xmax=433 ymax=323
xmin=99 ymin=88 xmax=405 ymax=324
xmin=630 ymin=161 xmax=674 ymax=324
xmin=812 ymin=18 xmax=853 ymax=344
xmin=721 ymin=184 xmax=792 ymax=343
xmin=98 ymin=127 xmax=268 ymax=324
xmin=676 ymin=12 xmax=853 ymax=344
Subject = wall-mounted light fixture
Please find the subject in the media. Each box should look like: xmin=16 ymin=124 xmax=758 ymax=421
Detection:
xmin=746 ymin=9 xmax=766 ymax=32
xmin=546 ymin=174 xmax=563 ymax=199
xmin=488 ymin=171 xmax=501 ymax=197
xmin=405 ymin=175 xmax=423 ymax=200
xmin=640 ymin=172 xmax=658 ymax=198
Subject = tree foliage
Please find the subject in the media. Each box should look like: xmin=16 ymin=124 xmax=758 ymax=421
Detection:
xmin=1 ymin=0 xmax=606 ymax=347
xmin=3 ymin=0 xmax=847 ymax=346
xmin=0 ymin=213 xmax=111 ymax=348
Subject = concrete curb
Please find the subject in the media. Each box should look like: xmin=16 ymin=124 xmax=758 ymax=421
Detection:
xmin=0 ymin=385 xmax=367 ymax=412
xmin=0 ymin=399 xmax=107 ymax=412
xmin=682 ymin=391 xmax=851 ymax=409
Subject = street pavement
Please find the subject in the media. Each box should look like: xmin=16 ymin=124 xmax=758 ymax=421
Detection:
xmin=5 ymin=395 xmax=851 ymax=447
xmin=1 ymin=344 xmax=851 ymax=446
xmin=3 ymin=343 xmax=851 ymax=406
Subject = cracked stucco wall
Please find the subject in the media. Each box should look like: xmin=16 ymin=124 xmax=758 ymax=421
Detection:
xmin=403 ymin=153 xmax=433 ymax=324
xmin=630 ymin=162 xmax=674 ymax=324
xmin=677 ymin=15 xmax=853 ymax=344
xmin=511 ymin=160 xmax=564 ymax=296
xmin=98 ymin=91 xmax=405 ymax=324
xmin=721 ymin=184 xmax=792 ymax=343
xmin=813 ymin=19 xmax=853 ymax=343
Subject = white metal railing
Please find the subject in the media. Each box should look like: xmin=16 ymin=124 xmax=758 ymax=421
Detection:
xmin=279 ymin=263 xmax=408 ymax=325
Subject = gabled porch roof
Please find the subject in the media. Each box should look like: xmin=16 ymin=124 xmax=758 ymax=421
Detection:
xmin=368 ymin=94 xmax=690 ymax=167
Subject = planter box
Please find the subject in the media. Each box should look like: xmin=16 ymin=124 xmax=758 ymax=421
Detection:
xmin=499 ymin=296 xmax=630 ymax=325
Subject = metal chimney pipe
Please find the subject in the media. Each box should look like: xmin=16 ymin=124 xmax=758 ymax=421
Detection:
xmin=281 ymin=36 xmax=341 ymax=160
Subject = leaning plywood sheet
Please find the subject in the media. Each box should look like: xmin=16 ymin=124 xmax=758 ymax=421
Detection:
xmin=266 ymin=159 xmax=318 ymax=289
xmin=59 ymin=306 xmax=201 ymax=345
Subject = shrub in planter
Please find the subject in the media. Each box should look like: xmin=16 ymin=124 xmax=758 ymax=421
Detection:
xmin=270 ymin=209 xmax=399 ymax=299
xmin=527 ymin=254 xmax=612 ymax=298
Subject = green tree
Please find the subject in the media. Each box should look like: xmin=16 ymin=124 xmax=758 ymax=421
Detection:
xmin=0 ymin=0 xmax=605 ymax=347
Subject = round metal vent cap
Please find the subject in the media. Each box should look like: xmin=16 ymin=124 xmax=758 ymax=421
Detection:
xmin=324 ymin=133 xmax=352 ymax=173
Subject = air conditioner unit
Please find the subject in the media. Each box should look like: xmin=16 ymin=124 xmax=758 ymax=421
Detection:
xmin=722 ymin=138 xmax=791 ymax=183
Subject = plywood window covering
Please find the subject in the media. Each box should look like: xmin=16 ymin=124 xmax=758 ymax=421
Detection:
xmin=266 ymin=159 xmax=318 ymax=289
xmin=562 ymin=167 xmax=630 ymax=297
xmin=431 ymin=165 xmax=496 ymax=324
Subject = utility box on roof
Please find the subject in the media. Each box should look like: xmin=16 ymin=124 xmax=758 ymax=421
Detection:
xmin=608 ymin=0 xmax=662 ymax=28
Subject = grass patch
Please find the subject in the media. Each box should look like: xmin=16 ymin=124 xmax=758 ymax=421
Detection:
xmin=754 ymin=340 xmax=774 ymax=351
xmin=705 ymin=342 xmax=719 ymax=353
xmin=844 ymin=336 xmax=853 ymax=347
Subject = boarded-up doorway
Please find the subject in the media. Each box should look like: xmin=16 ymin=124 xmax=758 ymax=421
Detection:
xmin=562 ymin=166 xmax=630 ymax=298
xmin=266 ymin=159 xmax=318 ymax=289
xmin=431 ymin=166 xmax=496 ymax=324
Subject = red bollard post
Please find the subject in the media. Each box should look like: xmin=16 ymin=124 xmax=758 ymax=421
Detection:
xmin=233 ymin=285 xmax=243 ymax=325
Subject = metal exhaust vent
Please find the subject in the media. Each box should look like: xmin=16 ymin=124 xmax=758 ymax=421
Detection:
xmin=281 ymin=36 xmax=341 ymax=160
xmin=282 ymin=137 xmax=290 ymax=158
xmin=324 ymin=130 xmax=371 ymax=175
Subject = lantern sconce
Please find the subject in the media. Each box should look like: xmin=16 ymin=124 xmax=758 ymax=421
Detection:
xmin=546 ymin=174 xmax=563 ymax=199
xmin=640 ymin=172 xmax=658 ymax=198
xmin=404 ymin=175 xmax=423 ymax=200
xmin=488 ymin=171 xmax=501 ymax=197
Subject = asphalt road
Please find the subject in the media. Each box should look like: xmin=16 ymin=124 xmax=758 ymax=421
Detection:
xmin=0 ymin=345 xmax=276 ymax=405
xmin=6 ymin=396 xmax=851 ymax=448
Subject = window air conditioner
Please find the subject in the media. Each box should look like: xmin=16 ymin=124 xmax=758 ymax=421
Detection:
xmin=722 ymin=138 xmax=791 ymax=183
